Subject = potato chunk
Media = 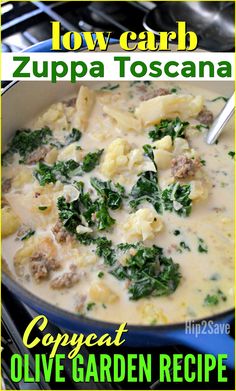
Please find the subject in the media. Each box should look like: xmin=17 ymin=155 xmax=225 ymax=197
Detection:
xmin=173 ymin=137 xmax=190 ymax=156
xmin=135 ymin=94 xmax=203 ymax=126
xmin=45 ymin=148 xmax=58 ymax=164
xmin=6 ymin=192 xmax=57 ymax=228
xmin=12 ymin=167 xmax=33 ymax=189
xmin=57 ymin=142 xmax=82 ymax=162
xmin=189 ymin=180 xmax=209 ymax=201
xmin=153 ymin=135 xmax=172 ymax=151
xmin=154 ymin=149 xmax=173 ymax=170
xmin=2 ymin=206 xmax=21 ymax=237
xmin=74 ymin=86 xmax=95 ymax=131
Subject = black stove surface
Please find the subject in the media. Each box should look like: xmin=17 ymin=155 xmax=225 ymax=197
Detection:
xmin=2 ymin=1 xmax=234 ymax=53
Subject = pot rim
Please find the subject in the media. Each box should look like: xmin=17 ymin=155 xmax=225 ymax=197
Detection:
xmin=2 ymin=271 xmax=234 ymax=332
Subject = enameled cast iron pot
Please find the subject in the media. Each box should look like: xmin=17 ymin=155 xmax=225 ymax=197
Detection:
xmin=2 ymin=40 xmax=235 ymax=369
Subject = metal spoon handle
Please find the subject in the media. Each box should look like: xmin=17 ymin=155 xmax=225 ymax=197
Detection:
xmin=206 ymin=93 xmax=235 ymax=145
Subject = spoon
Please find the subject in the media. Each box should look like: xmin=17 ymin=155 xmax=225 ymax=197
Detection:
xmin=206 ymin=93 xmax=235 ymax=144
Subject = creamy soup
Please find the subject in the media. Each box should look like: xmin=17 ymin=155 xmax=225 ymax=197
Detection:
xmin=2 ymin=81 xmax=234 ymax=325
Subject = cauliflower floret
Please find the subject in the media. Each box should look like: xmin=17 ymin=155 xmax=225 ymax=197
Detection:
xmin=153 ymin=135 xmax=172 ymax=151
xmin=101 ymin=139 xmax=144 ymax=177
xmin=34 ymin=102 xmax=71 ymax=131
xmin=128 ymin=148 xmax=144 ymax=169
xmin=124 ymin=208 xmax=164 ymax=241
xmin=101 ymin=138 xmax=131 ymax=177
xmin=2 ymin=206 xmax=21 ymax=237
xmin=57 ymin=142 xmax=82 ymax=162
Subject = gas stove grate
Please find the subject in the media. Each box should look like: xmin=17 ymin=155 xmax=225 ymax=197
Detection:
xmin=1 ymin=1 xmax=150 ymax=52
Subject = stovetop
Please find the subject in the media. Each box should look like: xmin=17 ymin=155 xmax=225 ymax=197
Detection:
xmin=1 ymin=1 xmax=153 ymax=52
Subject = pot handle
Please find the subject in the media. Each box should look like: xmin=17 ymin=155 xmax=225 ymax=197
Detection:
xmin=167 ymin=318 xmax=234 ymax=369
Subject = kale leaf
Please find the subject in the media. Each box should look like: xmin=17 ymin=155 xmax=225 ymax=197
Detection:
xmin=117 ymin=242 xmax=141 ymax=251
xmin=204 ymin=289 xmax=227 ymax=306
xmin=96 ymin=200 xmax=116 ymax=230
xmin=204 ymin=294 xmax=219 ymax=306
xmin=162 ymin=182 xmax=192 ymax=217
xmin=178 ymin=241 xmax=191 ymax=252
xmin=95 ymin=237 xmax=116 ymax=266
xmin=129 ymin=171 xmax=163 ymax=213
xmin=149 ymin=118 xmax=189 ymax=142
xmin=228 ymin=151 xmax=235 ymax=159
xmin=100 ymin=84 xmax=120 ymax=91
xmin=173 ymin=230 xmax=181 ymax=236
xmin=86 ymin=302 xmax=96 ymax=311
xmin=130 ymin=172 xmax=192 ymax=217
xmin=81 ymin=150 xmax=104 ymax=172
xmin=53 ymin=160 xmax=81 ymax=181
xmin=80 ymin=238 xmax=181 ymax=300
xmin=198 ymin=238 xmax=208 ymax=253
xmin=170 ymin=87 xmax=181 ymax=94
xmin=90 ymin=177 xmax=125 ymax=210
xmin=3 ymin=127 xmax=52 ymax=164
xmin=196 ymin=124 xmax=209 ymax=132
xmin=49 ymin=128 xmax=82 ymax=149
xmin=74 ymin=181 xmax=97 ymax=227
xmin=143 ymin=144 xmax=157 ymax=171
xmin=20 ymin=229 xmax=35 ymax=241
xmin=34 ymin=160 xmax=80 ymax=185
xmin=35 ymin=149 xmax=103 ymax=186
xmin=57 ymin=199 xmax=182 ymax=301
xmin=211 ymin=96 xmax=228 ymax=103
xmin=111 ymin=244 xmax=181 ymax=300
xmin=65 ymin=128 xmax=82 ymax=145
xmin=57 ymin=196 xmax=81 ymax=234
xmin=77 ymin=181 xmax=116 ymax=230
xmin=57 ymin=181 xmax=116 ymax=233
xmin=34 ymin=162 xmax=56 ymax=185
xmin=76 ymin=233 xmax=94 ymax=245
